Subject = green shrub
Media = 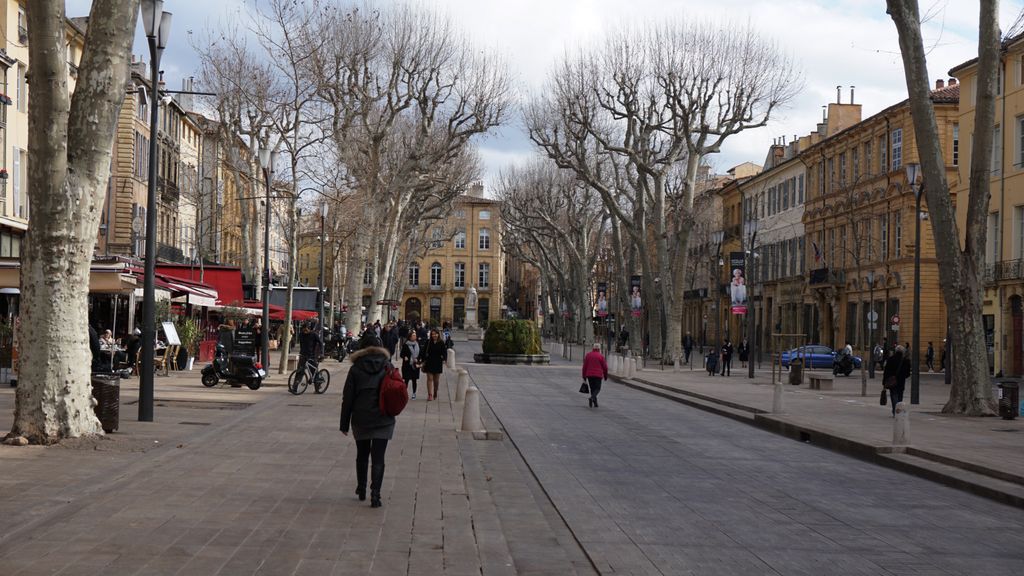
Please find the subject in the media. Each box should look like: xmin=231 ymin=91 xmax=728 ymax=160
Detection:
xmin=482 ymin=320 xmax=542 ymax=355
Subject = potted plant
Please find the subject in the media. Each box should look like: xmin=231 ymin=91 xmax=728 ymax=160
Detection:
xmin=0 ymin=168 xmax=8 ymax=180
xmin=176 ymin=317 xmax=201 ymax=370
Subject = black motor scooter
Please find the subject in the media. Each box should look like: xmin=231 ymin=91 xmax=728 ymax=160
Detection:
xmin=201 ymin=344 xmax=265 ymax=389
xmin=833 ymin=352 xmax=854 ymax=376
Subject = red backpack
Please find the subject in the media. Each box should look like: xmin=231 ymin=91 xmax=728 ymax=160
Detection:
xmin=379 ymin=365 xmax=409 ymax=417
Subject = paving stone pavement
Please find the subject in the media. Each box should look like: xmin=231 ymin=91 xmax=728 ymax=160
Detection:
xmin=468 ymin=360 xmax=1024 ymax=576
xmin=0 ymin=355 xmax=594 ymax=576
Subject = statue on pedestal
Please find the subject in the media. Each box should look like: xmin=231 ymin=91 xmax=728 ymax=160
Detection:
xmin=465 ymin=286 xmax=479 ymax=332
xmin=467 ymin=286 xmax=478 ymax=310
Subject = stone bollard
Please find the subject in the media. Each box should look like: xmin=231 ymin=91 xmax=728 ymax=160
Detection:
xmin=625 ymin=355 xmax=634 ymax=379
xmin=893 ymin=402 xmax=910 ymax=446
xmin=447 ymin=348 xmax=456 ymax=370
xmin=772 ymin=381 xmax=785 ymax=414
xmin=673 ymin=358 xmax=680 ymax=372
xmin=456 ymin=368 xmax=470 ymax=402
xmin=461 ymin=386 xmax=485 ymax=432
xmin=634 ymin=356 xmax=641 ymax=374
xmin=612 ymin=354 xmax=620 ymax=376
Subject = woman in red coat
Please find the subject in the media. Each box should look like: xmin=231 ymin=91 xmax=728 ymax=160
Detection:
xmin=582 ymin=343 xmax=609 ymax=408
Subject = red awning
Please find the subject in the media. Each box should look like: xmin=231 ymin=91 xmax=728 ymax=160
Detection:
xmin=270 ymin=308 xmax=318 ymax=322
xmin=155 ymin=264 xmax=245 ymax=307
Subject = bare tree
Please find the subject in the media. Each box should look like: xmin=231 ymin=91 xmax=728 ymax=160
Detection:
xmin=7 ymin=1 xmax=139 ymax=443
xmin=311 ymin=4 xmax=510 ymax=333
xmin=497 ymin=162 xmax=606 ymax=345
xmin=888 ymin=0 xmax=998 ymax=415
xmin=527 ymin=20 xmax=800 ymax=364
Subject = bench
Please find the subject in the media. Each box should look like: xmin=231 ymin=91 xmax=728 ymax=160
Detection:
xmin=807 ymin=372 xmax=835 ymax=391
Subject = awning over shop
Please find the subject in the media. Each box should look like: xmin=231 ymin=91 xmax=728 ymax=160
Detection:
xmin=156 ymin=264 xmax=245 ymax=307
xmin=0 ymin=257 xmax=140 ymax=294
xmin=165 ymin=278 xmax=219 ymax=308
xmin=240 ymin=299 xmax=317 ymax=321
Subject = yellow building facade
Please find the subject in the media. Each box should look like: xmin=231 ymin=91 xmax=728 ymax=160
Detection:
xmin=952 ymin=37 xmax=1024 ymax=376
xmin=801 ymin=87 xmax=959 ymax=363
xmin=363 ymin=189 xmax=504 ymax=327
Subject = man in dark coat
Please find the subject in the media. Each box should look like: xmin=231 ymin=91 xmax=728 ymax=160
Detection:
xmin=340 ymin=332 xmax=395 ymax=508
xmin=720 ymin=339 xmax=734 ymax=376
xmin=381 ymin=323 xmax=399 ymax=358
xmin=882 ymin=345 xmax=911 ymax=417
xmin=298 ymin=321 xmax=323 ymax=372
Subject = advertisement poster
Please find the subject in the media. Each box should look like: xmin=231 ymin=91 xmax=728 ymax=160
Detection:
xmin=596 ymin=282 xmax=609 ymax=317
xmin=729 ymin=252 xmax=747 ymax=315
xmin=630 ymin=275 xmax=642 ymax=317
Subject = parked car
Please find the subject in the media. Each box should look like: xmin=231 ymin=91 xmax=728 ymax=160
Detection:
xmin=780 ymin=345 xmax=862 ymax=370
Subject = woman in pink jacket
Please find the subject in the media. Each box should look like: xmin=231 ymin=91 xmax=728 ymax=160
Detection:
xmin=582 ymin=342 xmax=609 ymax=408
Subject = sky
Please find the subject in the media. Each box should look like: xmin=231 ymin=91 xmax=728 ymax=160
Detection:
xmin=66 ymin=0 xmax=1024 ymax=188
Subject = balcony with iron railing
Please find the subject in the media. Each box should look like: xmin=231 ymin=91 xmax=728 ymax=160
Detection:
xmin=808 ymin=267 xmax=845 ymax=287
xmin=986 ymin=259 xmax=1024 ymax=284
xmin=157 ymin=242 xmax=185 ymax=263
xmin=158 ymin=176 xmax=179 ymax=202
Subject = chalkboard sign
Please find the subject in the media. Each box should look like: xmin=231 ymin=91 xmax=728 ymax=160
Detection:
xmin=234 ymin=326 xmax=256 ymax=356
xmin=161 ymin=322 xmax=181 ymax=346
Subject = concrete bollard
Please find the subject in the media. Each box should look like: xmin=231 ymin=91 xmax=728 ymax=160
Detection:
xmin=456 ymin=368 xmax=470 ymax=402
xmin=673 ymin=358 xmax=680 ymax=372
xmin=612 ymin=354 xmax=620 ymax=376
xmin=447 ymin=348 xmax=456 ymax=370
xmin=772 ymin=381 xmax=785 ymax=414
xmin=461 ymin=386 xmax=485 ymax=432
xmin=893 ymin=402 xmax=910 ymax=446
xmin=625 ymin=355 xmax=634 ymax=379
xmin=634 ymin=356 xmax=641 ymax=374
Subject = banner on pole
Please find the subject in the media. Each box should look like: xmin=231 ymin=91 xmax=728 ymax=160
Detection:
xmin=596 ymin=282 xmax=608 ymax=318
xmin=630 ymin=275 xmax=642 ymax=317
xmin=729 ymin=252 xmax=747 ymax=315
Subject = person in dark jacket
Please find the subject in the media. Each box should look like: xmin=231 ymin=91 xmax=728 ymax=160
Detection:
xmin=381 ymin=323 xmax=399 ymax=358
xmin=400 ymin=331 xmax=422 ymax=399
xmin=882 ymin=345 xmax=912 ymax=417
xmin=298 ymin=321 xmax=322 ymax=372
xmin=419 ymin=329 xmax=446 ymax=401
xmin=340 ymin=332 xmax=395 ymax=508
xmin=720 ymin=339 xmax=734 ymax=376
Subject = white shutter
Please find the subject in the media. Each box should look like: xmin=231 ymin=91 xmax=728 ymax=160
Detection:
xmin=12 ymin=149 xmax=20 ymax=218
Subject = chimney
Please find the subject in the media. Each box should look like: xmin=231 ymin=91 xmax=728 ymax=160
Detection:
xmin=935 ymin=78 xmax=945 ymax=90
xmin=158 ymin=70 xmax=165 ymax=91
xmin=948 ymin=77 xmax=958 ymax=86
xmin=850 ymin=86 xmax=855 ymax=104
xmin=836 ymin=85 xmax=842 ymax=104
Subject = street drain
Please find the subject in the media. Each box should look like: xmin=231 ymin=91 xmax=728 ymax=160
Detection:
xmin=287 ymin=404 xmax=313 ymax=407
xmin=179 ymin=421 xmax=211 ymax=426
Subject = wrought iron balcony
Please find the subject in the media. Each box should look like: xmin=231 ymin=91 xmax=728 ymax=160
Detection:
xmin=989 ymin=259 xmax=1024 ymax=283
xmin=808 ymin=267 xmax=844 ymax=287
xmin=157 ymin=242 xmax=185 ymax=263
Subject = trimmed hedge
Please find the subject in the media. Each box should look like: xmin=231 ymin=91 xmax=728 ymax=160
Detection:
xmin=482 ymin=320 xmax=542 ymax=355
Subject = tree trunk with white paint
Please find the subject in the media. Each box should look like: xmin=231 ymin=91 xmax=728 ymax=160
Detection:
xmin=11 ymin=0 xmax=139 ymax=443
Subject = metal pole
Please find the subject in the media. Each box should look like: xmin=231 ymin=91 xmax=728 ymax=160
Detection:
xmin=319 ymin=206 xmax=326 ymax=345
xmin=869 ymin=276 xmax=875 ymax=379
xmin=261 ymin=167 xmax=271 ymax=370
xmin=139 ymin=36 xmax=160 ymax=423
xmin=911 ymin=188 xmax=922 ymax=404
xmin=748 ymin=229 xmax=757 ymax=379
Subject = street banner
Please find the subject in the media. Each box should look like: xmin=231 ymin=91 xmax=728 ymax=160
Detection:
xmin=596 ymin=282 xmax=609 ymax=317
xmin=630 ymin=275 xmax=642 ymax=317
xmin=729 ymin=252 xmax=747 ymax=315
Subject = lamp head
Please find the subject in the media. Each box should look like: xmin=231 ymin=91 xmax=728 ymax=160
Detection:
xmin=258 ymin=146 xmax=271 ymax=169
xmin=905 ymin=162 xmax=920 ymax=188
xmin=156 ymin=12 xmax=173 ymax=50
xmin=141 ymin=0 xmax=164 ymax=38
xmin=270 ymin=151 xmax=280 ymax=171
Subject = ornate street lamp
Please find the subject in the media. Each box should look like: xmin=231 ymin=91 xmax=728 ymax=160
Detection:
xmin=139 ymin=0 xmax=172 ymax=422
xmin=905 ymin=162 xmax=922 ymax=405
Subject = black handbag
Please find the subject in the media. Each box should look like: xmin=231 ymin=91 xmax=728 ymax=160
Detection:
xmin=879 ymin=388 xmax=888 ymax=405
xmin=579 ymin=380 xmax=590 ymax=394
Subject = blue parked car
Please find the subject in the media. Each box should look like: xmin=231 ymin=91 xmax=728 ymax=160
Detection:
xmin=780 ymin=345 xmax=862 ymax=373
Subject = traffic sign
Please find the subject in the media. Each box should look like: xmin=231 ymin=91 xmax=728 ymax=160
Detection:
xmin=868 ymin=322 xmax=877 ymax=330
xmin=867 ymin=310 xmax=878 ymax=322
xmin=891 ymin=324 xmax=900 ymax=332
xmin=891 ymin=314 xmax=901 ymax=325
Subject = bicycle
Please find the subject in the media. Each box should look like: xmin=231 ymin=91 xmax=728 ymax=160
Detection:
xmin=288 ymin=357 xmax=330 ymax=395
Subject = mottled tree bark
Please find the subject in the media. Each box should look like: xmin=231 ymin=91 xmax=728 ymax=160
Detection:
xmin=11 ymin=0 xmax=139 ymax=443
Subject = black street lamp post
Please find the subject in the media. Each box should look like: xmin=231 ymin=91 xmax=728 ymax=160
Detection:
xmin=710 ymin=231 xmax=725 ymax=353
xmin=319 ymin=203 xmax=327 ymax=344
xmin=139 ymin=0 xmax=172 ymax=422
xmin=257 ymin=146 xmax=278 ymax=372
xmin=907 ymin=162 xmax=923 ymax=405
xmin=746 ymin=220 xmax=760 ymax=379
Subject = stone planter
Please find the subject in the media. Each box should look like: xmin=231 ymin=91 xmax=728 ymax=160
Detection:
xmin=473 ymin=353 xmax=550 ymax=365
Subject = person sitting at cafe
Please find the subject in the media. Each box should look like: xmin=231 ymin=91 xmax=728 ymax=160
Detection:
xmin=99 ymin=329 xmax=116 ymax=349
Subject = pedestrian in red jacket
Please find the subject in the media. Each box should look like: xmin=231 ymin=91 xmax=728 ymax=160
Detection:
xmin=582 ymin=343 xmax=609 ymax=408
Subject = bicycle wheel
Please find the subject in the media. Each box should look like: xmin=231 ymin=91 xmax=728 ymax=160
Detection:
xmin=314 ymin=369 xmax=331 ymax=394
xmin=288 ymin=369 xmax=308 ymax=395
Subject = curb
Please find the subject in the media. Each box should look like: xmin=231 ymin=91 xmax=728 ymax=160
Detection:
xmin=612 ymin=374 xmax=1024 ymax=510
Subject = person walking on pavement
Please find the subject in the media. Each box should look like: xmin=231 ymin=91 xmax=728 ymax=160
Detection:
xmin=419 ymin=329 xmax=446 ymax=401
xmin=882 ymin=344 xmax=911 ymax=417
xmin=720 ymin=339 xmax=733 ymax=376
xmin=683 ymin=333 xmax=694 ymax=365
xmin=738 ymin=338 xmax=749 ymax=369
xmin=340 ymin=332 xmax=396 ymax=508
xmin=926 ymin=341 xmax=935 ymax=372
xmin=582 ymin=342 xmax=609 ymax=408
xmin=400 ymin=331 xmax=421 ymax=399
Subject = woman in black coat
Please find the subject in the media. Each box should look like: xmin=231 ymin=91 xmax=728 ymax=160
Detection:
xmin=882 ymin=345 xmax=911 ymax=416
xmin=340 ymin=332 xmax=395 ymax=508
xmin=400 ymin=331 xmax=422 ymax=399
xmin=419 ymin=329 xmax=447 ymax=401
